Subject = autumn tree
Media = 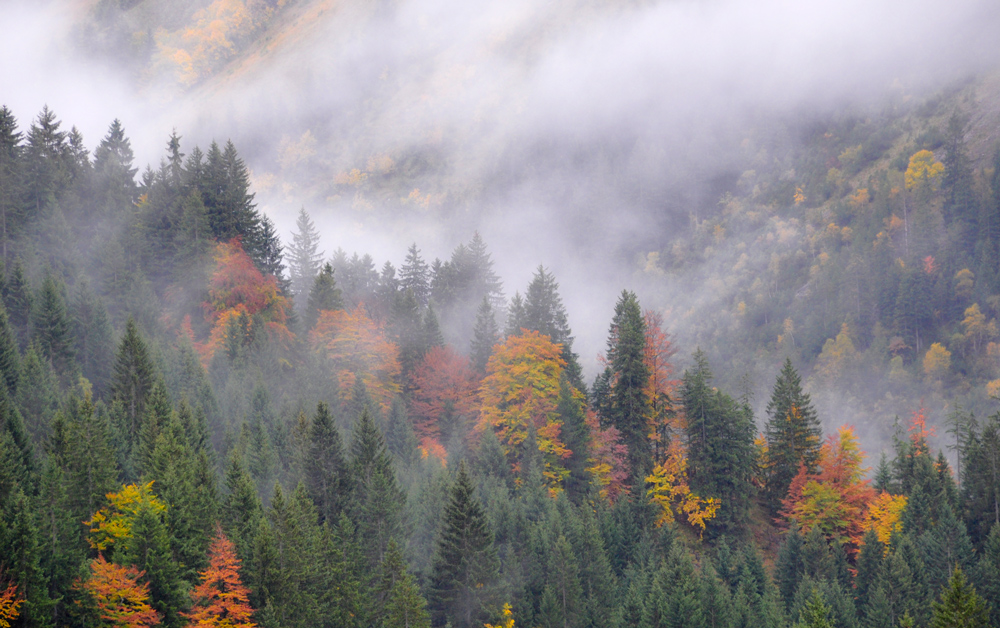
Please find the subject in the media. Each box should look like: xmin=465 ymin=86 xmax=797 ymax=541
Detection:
xmin=184 ymin=527 xmax=255 ymax=628
xmin=81 ymin=555 xmax=161 ymax=628
xmin=409 ymin=345 xmax=478 ymax=452
xmin=0 ymin=579 xmax=20 ymax=628
xmin=763 ymin=359 xmax=822 ymax=513
xmin=478 ymin=330 xmax=570 ymax=489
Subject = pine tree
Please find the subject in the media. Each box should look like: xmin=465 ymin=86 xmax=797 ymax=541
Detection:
xmin=0 ymin=107 xmax=22 ymax=262
xmin=522 ymin=266 xmax=584 ymax=390
xmin=930 ymin=567 xmax=989 ymax=628
xmin=70 ymin=282 xmax=114 ymax=397
xmin=428 ymin=462 xmax=499 ymax=628
xmin=0 ymin=302 xmax=19 ymax=395
xmin=377 ymin=539 xmax=432 ymax=628
xmin=222 ymin=450 xmax=263 ymax=564
xmin=32 ymin=271 xmax=74 ymax=378
xmin=23 ymin=106 xmax=68 ymax=215
xmin=305 ymin=263 xmax=343 ymax=330
xmin=287 ymin=208 xmax=324 ymax=306
xmin=505 ymin=292 xmax=525 ymax=338
xmin=305 ymin=402 xmax=348 ymax=524
xmin=470 ymin=297 xmax=499 ymax=374
xmin=111 ymin=317 xmax=157 ymax=468
xmin=3 ymin=262 xmax=31 ymax=350
xmin=92 ymin=119 xmax=137 ymax=223
xmin=400 ymin=243 xmax=430 ymax=307
xmin=763 ymin=359 xmax=822 ymax=513
xmin=795 ymin=589 xmax=833 ymax=628
xmin=604 ymin=290 xmax=651 ymax=484
xmin=350 ymin=407 xmax=404 ymax=567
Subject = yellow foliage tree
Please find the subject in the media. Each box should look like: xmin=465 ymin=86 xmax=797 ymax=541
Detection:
xmin=484 ymin=603 xmax=515 ymax=628
xmin=0 ymin=581 xmax=21 ymax=628
xmin=645 ymin=441 xmax=719 ymax=533
xmin=923 ymin=342 xmax=952 ymax=381
xmin=863 ymin=491 xmax=908 ymax=550
xmin=478 ymin=331 xmax=570 ymax=491
xmin=962 ymin=303 xmax=997 ymax=353
xmin=84 ymin=482 xmax=167 ymax=552
xmin=815 ymin=323 xmax=857 ymax=384
xmin=904 ymin=149 xmax=944 ymax=194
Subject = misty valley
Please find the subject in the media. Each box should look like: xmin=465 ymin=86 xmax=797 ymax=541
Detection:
xmin=3 ymin=0 xmax=1000 ymax=627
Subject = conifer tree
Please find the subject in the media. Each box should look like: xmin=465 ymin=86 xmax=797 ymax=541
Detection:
xmin=23 ymin=106 xmax=68 ymax=215
xmin=305 ymin=402 xmax=348 ymax=524
xmin=287 ymin=208 xmax=324 ymax=306
xmin=0 ymin=107 xmax=21 ymax=263
xmin=222 ymin=450 xmax=263 ymax=563
xmin=974 ymin=526 xmax=1000 ymax=627
xmin=930 ymin=567 xmax=989 ymax=628
xmin=71 ymin=282 xmax=114 ymax=396
xmin=32 ymin=271 xmax=74 ymax=377
xmin=305 ymin=263 xmax=343 ymax=331
xmin=184 ymin=527 xmax=255 ymax=628
xmin=0 ymin=302 xmax=19 ymax=395
xmin=3 ymin=262 xmax=31 ymax=350
xmin=604 ymin=290 xmax=651 ymax=484
xmin=377 ymin=539 xmax=431 ymax=628
xmin=522 ymin=266 xmax=584 ymax=390
xmin=795 ymin=589 xmax=833 ymax=628
xmin=763 ymin=359 xmax=822 ymax=513
xmin=505 ymin=292 xmax=525 ymax=338
xmin=400 ymin=243 xmax=430 ymax=307
xmin=384 ymin=397 xmax=419 ymax=467
xmin=428 ymin=462 xmax=499 ymax=628
xmin=556 ymin=374 xmax=590 ymax=504
xmin=92 ymin=119 xmax=137 ymax=223
xmin=111 ymin=317 xmax=157 ymax=466
xmin=350 ymin=407 xmax=404 ymax=567
xmin=470 ymin=297 xmax=499 ymax=374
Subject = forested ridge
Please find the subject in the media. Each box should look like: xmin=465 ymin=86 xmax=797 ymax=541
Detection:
xmin=0 ymin=93 xmax=999 ymax=628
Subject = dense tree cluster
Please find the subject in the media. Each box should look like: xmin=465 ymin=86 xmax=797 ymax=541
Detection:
xmin=0 ymin=104 xmax=996 ymax=628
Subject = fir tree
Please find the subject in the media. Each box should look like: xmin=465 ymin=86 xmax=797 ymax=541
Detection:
xmin=0 ymin=302 xmax=19 ymax=395
xmin=522 ymin=266 xmax=584 ymax=390
xmin=556 ymin=373 xmax=591 ymax=504
xmin=306 ymin=263 xmax=343 ymax=330
xmin=470 ymin=297 xmax=499 ymax=374
xmin=91 ymin=118 xmax=137 ymax=223
xmin=763 ymin=359 xmax=822 ymax=513
xmin=400 ymin=243 xmax=430 ymax=307
xmin=3 ymin=262 xmax=31 ymax=350
xmin=428 ymin=462 xmax=499 ymax=628
xmin=305 ymin=402 xmax=349 ymax=524
xmin=111 ymin=316 xmax=157 ymax=466
xmin=350 ymin=407 xmax=404 ymax=567
xmin=377 ymin=539 xmax=432 ymax=628
xmin=287 ymin=207 xmax=324 ymax=306
xmin=0 ymin=107 xmax=22 ymax=262
xmin=930 ymin=567 xmax=989 ymax=628
xmin=32 ymin=271 xmax=74 ymax=378
xmin=70 ymin=281 xmax=114 ymax=396
xmin=604 ymin=290 xmax=651 ymax=484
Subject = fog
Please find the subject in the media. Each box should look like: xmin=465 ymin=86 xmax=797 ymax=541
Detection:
xmin=3 ymin=0 xmax=1000 ymax=442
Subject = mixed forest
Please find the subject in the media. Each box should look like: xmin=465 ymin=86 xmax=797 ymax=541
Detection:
xmin=1 ymin=89 xmax=1000 ymax=628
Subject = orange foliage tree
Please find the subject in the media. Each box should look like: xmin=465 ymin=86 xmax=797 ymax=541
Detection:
xmin=478 ymin=330 xmax=570 ymax=490
xmin=81 ymin=555 xmax=161 ymax=628
xmin=199 ymin=239 xmax=292 ymax=362
xmin=643 ymin=310 xmax=681 ymax=463
xmin=780 ymin=426 xmax=876 ymax=558
xmin=409 ymin=345 xmax=478 ymax=454
xmin=310 ymin=304 xmax=401 ymax=414
xmin=0 ymin=579 xmax=21 ymax=628
xmin=183 ymin=527 xmax=255 ymax=628
xmin=585 ymin=410 xmax=629 ymax=502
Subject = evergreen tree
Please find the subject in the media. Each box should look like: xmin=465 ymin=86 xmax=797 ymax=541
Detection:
xmin=384 ymin=396 xmax=419 ymax=467
xmin=556 ymin=374 xmax=591 ymax=504
xmin=306 ymin=263 xmax=343 ymax=330
xmin=400 ymin=243 xmax=430 ymax=307
xmin=23 ymin=106 xmax=68 ymax=215
xmin=0 ymin=302 xmax=19 ymax=395
xmin=0 ymin=107 xmax=22 ymax=262
xmin=16 ymin=342 xmax=58 ymax=446
xmin=350 ymin=406 xmax=405 ymax=567
xmin=91 ymin=118 xmax=137 ymax=222
xmin=505 ymin=292 xmax=525 ymax=338
xmin=287 ymin=208 xmax=324 ymax=306
xmin=521 ymin=266 xmax=584 ymax=389
xmin=973 ymin=525 xmax=1000 ymax=627
xmin=930 ymin=567 xmax=989 ymax=628
xmin=70 ymin=282 xmax=114 ymax=396
xmin=377 ymin=539 xmax=432 ymax=628
xmin=763 ymin=359 xmax=822 ymax=513
xmin=222 ymin=450 xmax=264 ymax=563
xmin=428 ymin=462 xmax=499 ymax=628
xmin=795 ymin=589 xmax=833 ymax=628
xmin=305 ymin=402 xmax=349 ymax=524
xmin=604 ymin=290 xmax=651 ymax=484
xmin=32 ymin=271 xmax=74 ymax=378
xmin=111 ymin=316 xmax=156 ymax=467
xmin=3 ymin=262 xmax=31 ymax=350
xmin=470 ymin=297 xmax=499 ymax=374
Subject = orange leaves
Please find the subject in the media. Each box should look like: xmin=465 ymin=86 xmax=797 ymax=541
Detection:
xmin=479 ymin=330 xmax=569 ymax=490
xmin=0 ymin=580 xmax=21 ymax=628
xmin=184 ymin=527 xmax=255 ymax=628
xmin=643 ymin=310 xmax=680 ymax=459
xmin=780 ymin=426 xmax=876 ymax=558
xmin=198 ymin=240 xmax=291 ymax=363
xmin=586 ymin=410 xmax=628 ymax=502
xmin=410 ymin=345 xmax=478 ymax=447
xmin=646 ymin=440 xmax=719 ymax=533
xmin=863 ymin=491 xmax=908 ymax=550
xmin=908 ymin=404 xmax=935 ymax=452
xmin=81 ymin=555 xmax=161 ymax=628
xmin=311 ymin=305 xmax=401 ymax=414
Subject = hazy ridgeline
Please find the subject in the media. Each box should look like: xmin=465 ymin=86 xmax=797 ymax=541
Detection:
xmin=2 ymin=0 xmax=1000 ymax=626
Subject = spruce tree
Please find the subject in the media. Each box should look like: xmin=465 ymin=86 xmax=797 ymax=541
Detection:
xmin=3 ymin=262 xmax=31 ymax=350
xmin=400 ymin=243 xmax=430 ymax=307
xmin=930 ymin=567 xmax=989 ymax=628
xmin=556 ymin=373 xmax=591 ymax=504
xmin=305 ymin=402 xmax=348 ymax=524
xmin=306 ymin=263 xmax=343 ymax=330
xmin=377 ymin=539 xmax=432 ymax=628
xmin=32 ymin=271 xmax=74 ymax=378
xmin=470 ymin=297 xmax=499 ymax=374
xmin=0 ymin=302 xmax=20 ymax=395
xmin=604 ymin=290 xmax=651 ymax=484
xmin=70 ymin=282 xmax=114 ymax=397
xmin=287 ymin=208 xmax=324 ymax=306
xmin=111 ymin=316 xmax=156 ymax=466
xmin=91 ymin=119 xmax=137 ymax=222
xmin=0 ymin=106 xmax=21 ymax=263
xmin=350 ymin=406 xmax=404 ymax=567
xmin=763 ymin=358 xmax=822 ymax=513
xmin=522 ymin=266 xmax=585 ymax=390
xmin=23 ymin=106 xmax=68 ymax=215
xmin=428 ymin=462 xmax=499 ymax=628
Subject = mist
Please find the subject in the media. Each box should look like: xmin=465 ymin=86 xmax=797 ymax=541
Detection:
xmin=3 ymin=0 xmax=1000 ymax=449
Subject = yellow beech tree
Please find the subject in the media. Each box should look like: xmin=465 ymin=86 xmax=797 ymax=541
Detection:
xmin=478 ymin=330 xmax=570 ymax=491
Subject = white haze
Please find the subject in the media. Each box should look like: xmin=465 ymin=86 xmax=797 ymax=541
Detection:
xmin=2 ymin=0 xmax=1000 ymax=396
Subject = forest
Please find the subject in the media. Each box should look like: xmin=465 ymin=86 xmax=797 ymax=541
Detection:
xmin=0 ymin=91 xmax=998 ymax=628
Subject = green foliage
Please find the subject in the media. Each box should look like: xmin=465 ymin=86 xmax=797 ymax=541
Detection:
xmin=763 ymin=359 xmax=822 ymax=514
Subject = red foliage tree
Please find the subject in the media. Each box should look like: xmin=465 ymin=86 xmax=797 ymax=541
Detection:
xmin=409 ymin=345 xmax=478 ymax=450
xmin=81 ymin=555 xmax=161 ymax=628
xmin=643 ymin=310 xmax=681 ymax=463
xmin=183 ymin=527 xmax=255 ymax=628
